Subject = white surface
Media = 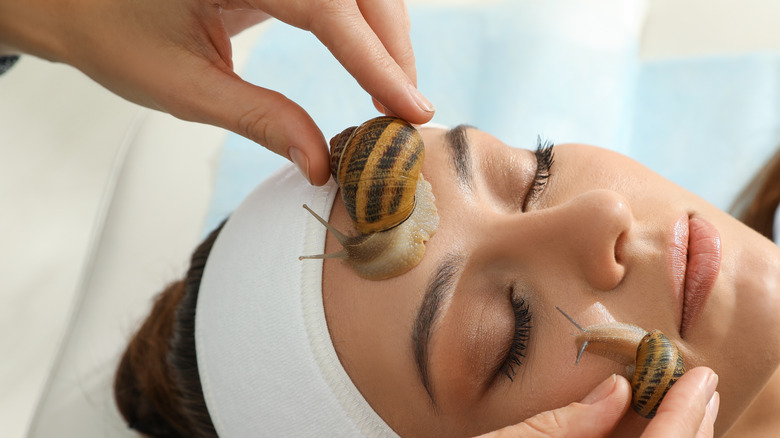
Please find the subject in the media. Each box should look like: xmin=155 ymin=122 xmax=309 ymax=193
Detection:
xmin=641 ymin=0 xmax=780 ymax=59
xmin=27 ymin=101 xmax=228 ymax=438
xmin=0 ymin=24 xmax=264 ymax=438
xmin=0 ymin=57 xmax=143 ymax=438
xmin=2 ymin=1 xmax=780 ymax=437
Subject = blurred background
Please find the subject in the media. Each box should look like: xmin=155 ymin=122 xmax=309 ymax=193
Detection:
xmin=1 ymin=0 xmax=779 ymax=436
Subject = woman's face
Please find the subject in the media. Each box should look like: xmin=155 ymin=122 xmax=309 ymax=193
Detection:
xmin=321 ymin=126 xmax=780 ymax=436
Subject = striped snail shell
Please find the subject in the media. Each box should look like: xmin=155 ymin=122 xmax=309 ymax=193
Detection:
xmin=330 ymin=116 xmax=425 ymax=234
xmin=300 ymin=117 xmax=439 ymax=280
xmin=556 ymin=307 xmax=686 ymax=419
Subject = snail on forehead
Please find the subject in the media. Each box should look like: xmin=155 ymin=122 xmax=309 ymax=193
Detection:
xmin=300 ymin=116 xmax=439 ymax=280
xmin=556 ymin=306 xmax=686 ymax=419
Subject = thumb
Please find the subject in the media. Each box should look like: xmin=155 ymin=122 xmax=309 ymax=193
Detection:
xmin=176 ymin=66 xmax=332 ymax=186
xmin=480 ymin=375 xmax=631 ymax=438
xmin=641 ymin=367 xmax=719 ymax=438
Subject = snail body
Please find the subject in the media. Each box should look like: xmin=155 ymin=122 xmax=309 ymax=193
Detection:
xmin=300 ymin=117 xmax=439 ymax=280
xmin=556 ymin=307 xmax=686 ymax=419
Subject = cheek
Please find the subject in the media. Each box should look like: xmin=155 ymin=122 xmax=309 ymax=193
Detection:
xmin=505 ymin=324 xmax=627 ymax=420
xmin=518 ymin=348 xmax=652 ymax=434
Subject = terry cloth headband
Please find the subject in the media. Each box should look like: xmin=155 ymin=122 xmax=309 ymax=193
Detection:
xmin=196 ymin=164 xmax=399 ymax=437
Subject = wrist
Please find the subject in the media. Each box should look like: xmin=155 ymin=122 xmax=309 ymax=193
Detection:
xmin=0 ymin=0 xmax=72 ymax=62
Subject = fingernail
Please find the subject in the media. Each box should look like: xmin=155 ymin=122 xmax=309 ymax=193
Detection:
xmin=581 ymin=374 xmax=617 ymax=405
xmin=407 ymin=83 xmax=435 ymax=113
xmin=705 ymin=372 xmax=719 ymax=400
xmin=705 ymin=391 xmax=720 ymax=421
xmin=289 ymin=147 xmax=310 ymax=183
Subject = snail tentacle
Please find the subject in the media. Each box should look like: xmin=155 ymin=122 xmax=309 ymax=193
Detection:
xmin=555 ymin=306 xmax=589 ymax=363
xmin=298 ymin=204 xmax=349 ymax=261
xmin=300 ymin=204 xmax=350 ymax=243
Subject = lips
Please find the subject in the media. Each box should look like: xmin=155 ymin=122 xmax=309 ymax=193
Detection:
xmin=676 ymin=216 xmax=722 ymax=338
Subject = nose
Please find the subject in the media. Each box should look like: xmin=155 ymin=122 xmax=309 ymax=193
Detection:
xmin=555 ymin=190 xmax=633 ymax=291
xmin=492 ymin=189 xmax=633 ymax=292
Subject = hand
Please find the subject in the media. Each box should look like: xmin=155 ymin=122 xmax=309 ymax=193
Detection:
xmin=0 ymin=0 xmax=434 ymax=185
xmin=479 ymin=367 xmax=719 ymax=438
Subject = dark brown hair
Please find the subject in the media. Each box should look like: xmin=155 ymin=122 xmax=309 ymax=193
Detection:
xmin=114 ymin=222 xmax=224 ymax=437
xmin=731 ymin=148 xmax=780 ymax=240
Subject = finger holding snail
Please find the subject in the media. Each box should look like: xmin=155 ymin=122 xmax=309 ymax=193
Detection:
xmin=556 ymin=306 xmax=687 ymax=419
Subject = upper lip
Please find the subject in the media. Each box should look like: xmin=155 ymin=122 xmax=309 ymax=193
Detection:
xmin=669 ymin=214 xmax=690 ymax=335
xmin=668 ymin=213 xmax=722 ymax=339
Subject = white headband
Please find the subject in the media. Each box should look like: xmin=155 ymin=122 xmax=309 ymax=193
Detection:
xmin=775 ymin=203 xmax=780 ymax=246
xmin=195 ymin=164 xmax=399 ymax=437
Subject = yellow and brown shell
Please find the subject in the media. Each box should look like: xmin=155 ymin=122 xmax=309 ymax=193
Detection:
xmin=329 ymin=116 xmax=424 ymax=235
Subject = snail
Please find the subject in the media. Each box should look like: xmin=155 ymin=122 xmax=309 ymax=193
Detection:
xmin=556 ymin=307 xmax=685 ymax=419
xmin=300 ymin=116 xmax=439 ymax=280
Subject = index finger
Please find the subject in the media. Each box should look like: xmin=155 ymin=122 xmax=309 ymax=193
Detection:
xmin=308 ymin=2 xmax=434 ymax=124
xmin=641 ymin=367 xmax=718 ymax=438
xmin=357 ymin=0 xmax=416 ymax=85
xmin=356 ymin=0 xmax=417 ymax=116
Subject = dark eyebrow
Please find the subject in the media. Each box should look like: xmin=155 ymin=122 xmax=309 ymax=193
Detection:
xmin=412 ymin=254 xmax=462 ymax=406
xmin=445 ymin=125 xmax=474 ymax=190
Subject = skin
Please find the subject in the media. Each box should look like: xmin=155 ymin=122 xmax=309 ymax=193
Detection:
xmin=321 ymin=126 xmax=780 ymax=437
xmin=0 ymin=0 xmax=433 ymax=185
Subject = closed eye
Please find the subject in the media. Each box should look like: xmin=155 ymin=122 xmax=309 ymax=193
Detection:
xmin=497 ymin=291 xmax=532 ymax=383
xmin=523 ymin=137 xmax=555 ymax=211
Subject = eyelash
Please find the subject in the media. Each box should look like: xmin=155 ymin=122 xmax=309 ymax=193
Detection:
xmin=523 ymin=137 xmax=556 ymax=210
xmin=499 ymin=292 xmax=532 ymax=382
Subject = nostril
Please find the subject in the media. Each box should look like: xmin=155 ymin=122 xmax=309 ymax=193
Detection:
xmin=563 ymin=189 xmax=634 ymax=291
xmin=614 ymin=231 xmax=627 ymax=265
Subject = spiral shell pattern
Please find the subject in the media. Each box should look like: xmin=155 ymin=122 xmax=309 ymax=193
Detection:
xmin=631 ymin=330 xmax=686 ymax=418
xmin=329 ymin=116 xmax=424 ymax=234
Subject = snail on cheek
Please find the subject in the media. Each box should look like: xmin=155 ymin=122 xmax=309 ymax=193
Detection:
xmin=556 ymin=307 xmax=686 ymax=419
xmin=300 ymin=116 xmax=439 ymax=281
